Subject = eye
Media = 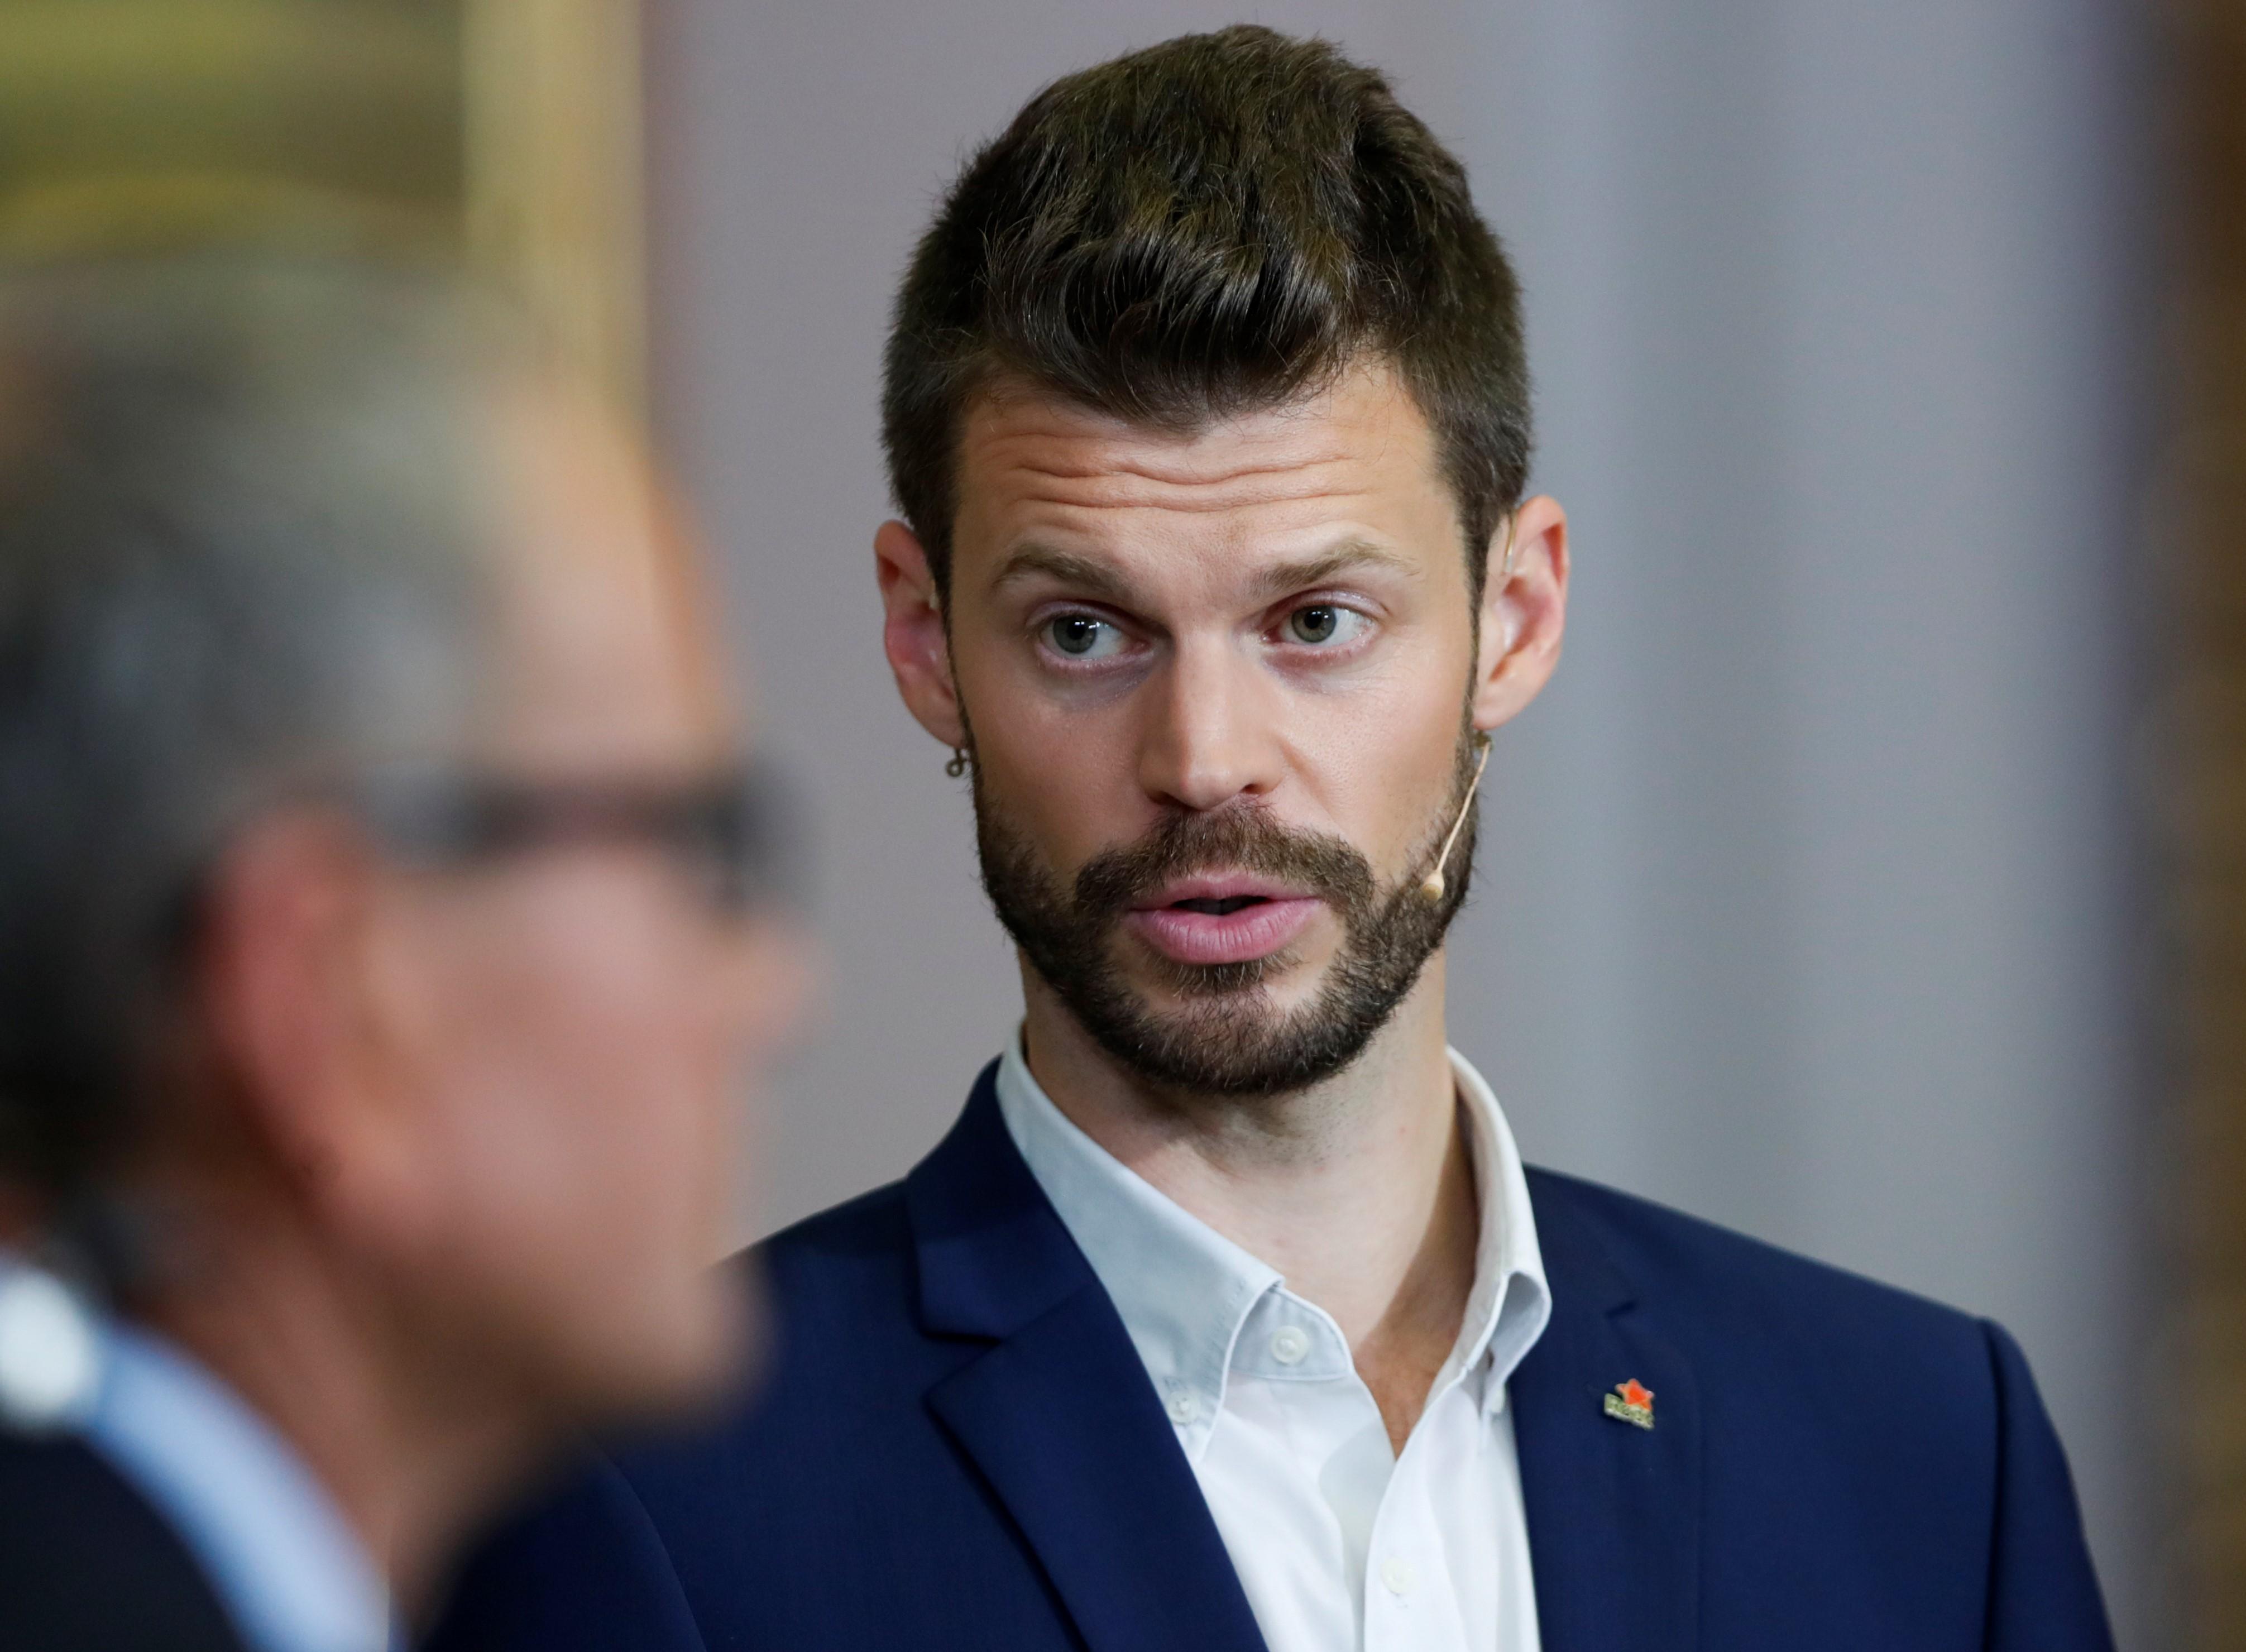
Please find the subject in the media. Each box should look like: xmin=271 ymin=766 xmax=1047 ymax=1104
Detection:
xmin=1043 ymin=613 xmax=1127 ymax=660
xmin=1282 ymin=603 xmax=1368 ymax=648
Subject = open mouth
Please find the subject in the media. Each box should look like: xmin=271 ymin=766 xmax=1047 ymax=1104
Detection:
xmin=1170 ymin=894 xmax=1271 ymax=917
xmin=1125 ymin=879 xmax=1321 ymax=968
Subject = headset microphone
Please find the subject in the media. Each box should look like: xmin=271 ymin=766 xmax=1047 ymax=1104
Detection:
xmin=1419 ymin=731 xmax=1493 ymax=902
xmin=1417 ymin=513 xmax=1521 ymax=902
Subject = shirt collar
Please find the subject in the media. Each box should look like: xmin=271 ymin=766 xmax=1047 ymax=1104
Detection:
xmin=82 ymin=1309 xmax=397 ymax=1652
xmin=995 ymin=1035 xmax=1277 ymax=1459
xmin=1444 ymin=1049 xmax=1554 ymax=1409
xmin=994 ymin=1032 xmax=1551 ymax=1455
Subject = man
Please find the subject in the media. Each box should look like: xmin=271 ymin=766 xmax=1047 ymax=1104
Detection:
xmin=0 ymin=259 xmax=805 ymax=1650
xmin=430 ymin=27 xmax=2112 ymax=1651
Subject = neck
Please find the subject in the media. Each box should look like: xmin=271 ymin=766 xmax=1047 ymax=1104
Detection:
xmin=132 ymin=1195 xmax=544 ymax=1617
xmin=1020 ymin=952 xmax=1478 ymax=1448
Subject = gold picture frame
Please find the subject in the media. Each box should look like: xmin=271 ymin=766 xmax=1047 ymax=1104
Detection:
xmin=463 ymin=0 xmax=645 ymax=414
xmin=0 ymin=0 xmax=646 ymax=409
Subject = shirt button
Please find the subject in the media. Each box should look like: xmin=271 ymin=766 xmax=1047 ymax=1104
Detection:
xmin=1165 ymin=1387 xmax=1199 ymax=1425
xmin=1380 ymin=1555 xmax=1416 ymax=1597
xmin=1270 ymin=1325 xmax=1310 ymax=1366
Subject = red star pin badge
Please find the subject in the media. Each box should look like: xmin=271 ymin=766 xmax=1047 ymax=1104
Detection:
xmin=1602 ymin=1377 xmax=1655 ymax=1430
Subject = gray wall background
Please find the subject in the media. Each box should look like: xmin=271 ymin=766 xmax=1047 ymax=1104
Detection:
xmin=644 ymin=2 xmax=2159 ymax=1642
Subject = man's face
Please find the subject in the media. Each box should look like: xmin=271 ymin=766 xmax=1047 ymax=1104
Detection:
xmin=355 ymin=385 xmax=804 ymax=1420
xmin=936 ymin=365 xmax=1497 ymax=1095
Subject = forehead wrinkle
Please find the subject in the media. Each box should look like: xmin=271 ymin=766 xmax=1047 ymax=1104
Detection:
xmin=969 ymin=406 xmax=1399 ymax=512
xmin=1006 ymin=446 xmax=1361 ymax=486
xmin=986 ymin=456 xmax=1387 ymax=521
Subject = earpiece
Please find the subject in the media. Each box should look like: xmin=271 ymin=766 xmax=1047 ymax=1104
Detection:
xmin=1490 ymin=512 xmax=1522 ymax=652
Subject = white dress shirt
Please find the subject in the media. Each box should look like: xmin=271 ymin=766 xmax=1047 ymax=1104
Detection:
xmin=0 ymin=1252 xmax=397 ymax=1652
xmin=996 ymin=1035 xmax=1551 ymax=1652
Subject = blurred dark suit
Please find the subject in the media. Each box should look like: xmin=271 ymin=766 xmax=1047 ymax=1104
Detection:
xmin=0 ymin=1433 xmax=243 ymax=1652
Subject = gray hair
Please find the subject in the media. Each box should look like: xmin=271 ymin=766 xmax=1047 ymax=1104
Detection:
xmin=0 ymin=256 xmax=533 ymax=1200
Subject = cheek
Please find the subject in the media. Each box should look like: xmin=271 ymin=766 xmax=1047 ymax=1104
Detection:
xmin=968 ymin=665 xmax=1146 ymax=863
xmin=1280 ymin=654 xmax=1472 ymax=866
xmin=411 ymin=867 xmax=741 ymax=1342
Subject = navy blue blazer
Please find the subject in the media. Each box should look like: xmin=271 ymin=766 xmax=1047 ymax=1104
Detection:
xmin=427 ymin=1065 xmax=2113 ymax=1652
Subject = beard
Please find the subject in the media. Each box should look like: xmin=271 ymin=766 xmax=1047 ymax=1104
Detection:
xmin=971 ymin=721 xmax=1482 ymax=1098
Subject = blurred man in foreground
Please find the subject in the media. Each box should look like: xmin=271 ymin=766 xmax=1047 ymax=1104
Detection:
xmin=431 ymin=26 xmax=2110 ymax=1652
xmin=0 ymin=260 xmax=803 ymax=1650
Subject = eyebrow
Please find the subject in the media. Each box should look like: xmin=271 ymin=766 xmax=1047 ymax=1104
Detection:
xmin=988 ymin=538 xmax=1419 ymax=606
xmin=989 ymin=542 xmax=1134 ymax=602
xmin=1247 ymin=540 xmax=1420 ymax=602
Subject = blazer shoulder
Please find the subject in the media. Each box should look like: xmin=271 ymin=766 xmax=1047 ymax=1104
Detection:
xmin=1520 ymin=1167 xmax=2113 ymax=1648
xmin=740 ymin=1177 xmax=916 ymax=1320
xmin=1524 ymin=1163 xmax=1993 ymax=1366
xmin=754 ymin=1176 xmax=913 ymax=1266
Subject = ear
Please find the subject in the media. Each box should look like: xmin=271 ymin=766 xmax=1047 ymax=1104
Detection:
xmin=1470 ymin=494 xmax=1569 ymax=732
xmin=874 ymin=519 xmax=966 ymax=750
xmin=193 ymin=815 xmax=413 ymax=1223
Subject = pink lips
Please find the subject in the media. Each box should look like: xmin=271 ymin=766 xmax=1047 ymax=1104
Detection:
xmin=1123 ymin=875 xmax=1322 ymax=967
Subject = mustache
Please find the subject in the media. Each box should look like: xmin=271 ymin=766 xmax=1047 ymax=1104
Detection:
xmin=1071 ymin=806 xmax=1376 ymax=921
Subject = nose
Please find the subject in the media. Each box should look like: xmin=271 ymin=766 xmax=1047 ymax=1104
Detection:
xmin=1135 ymin=633 xmax=1283 ymax=813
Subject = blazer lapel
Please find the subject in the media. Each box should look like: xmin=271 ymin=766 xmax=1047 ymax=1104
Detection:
xmin=908 ymin=1070 xmax=1269 ymax=1652
xmin=1511 ymin=1176 xmax=1702 ymax=1652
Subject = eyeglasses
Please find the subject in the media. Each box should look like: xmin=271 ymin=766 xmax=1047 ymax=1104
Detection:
xmin=340 ymin=759 xmax=799 ymax=916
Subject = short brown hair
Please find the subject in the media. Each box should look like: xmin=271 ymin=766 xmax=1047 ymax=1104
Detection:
xmin=882 ymin=25 xmax=1532 ymax=597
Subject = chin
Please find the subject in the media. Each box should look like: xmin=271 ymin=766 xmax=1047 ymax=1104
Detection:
xmin=1127 ymin=951 xmax=1323 ymax=1013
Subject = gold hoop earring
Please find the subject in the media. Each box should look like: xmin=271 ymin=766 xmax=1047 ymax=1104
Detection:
xmin=944 ymin=748 xmax=969 ymax=779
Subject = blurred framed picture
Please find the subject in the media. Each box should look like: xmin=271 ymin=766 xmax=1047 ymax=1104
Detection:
xmin=0 ymin=0 xmax=645 ymax=408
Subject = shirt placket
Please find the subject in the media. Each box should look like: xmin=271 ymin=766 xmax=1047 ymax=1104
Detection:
xmin=1362 ymin=1382 xmax=1478 ymax=1652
